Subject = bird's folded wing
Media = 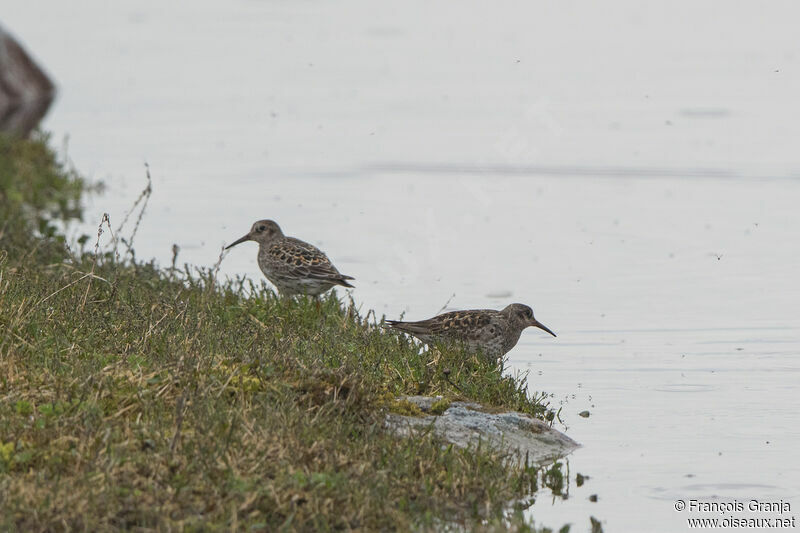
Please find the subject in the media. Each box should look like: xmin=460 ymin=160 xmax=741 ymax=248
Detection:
xmin=388 ymin=311 xmax=492 ymax=336
xmin=268 ymin=240 xmax=345 ymax=281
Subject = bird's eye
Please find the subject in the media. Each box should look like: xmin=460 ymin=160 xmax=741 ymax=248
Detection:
xmin=258 ymin=225 xmax=266 ymax=232
xmin=526 ymin=308 xmax=533 ymax=318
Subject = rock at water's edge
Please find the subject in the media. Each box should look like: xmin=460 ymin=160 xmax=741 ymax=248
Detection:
xmin=385 ymin=395 xmax=580 ymax=465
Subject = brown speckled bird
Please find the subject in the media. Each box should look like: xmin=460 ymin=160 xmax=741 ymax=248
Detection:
xmin=385 ymin=303 xmax=555 ymax=361
xmin=225 ymin=219 xmax=354 ymax=296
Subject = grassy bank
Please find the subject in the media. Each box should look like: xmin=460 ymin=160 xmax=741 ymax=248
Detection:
xmin=0 ymin=133 xmax=572 ymax=531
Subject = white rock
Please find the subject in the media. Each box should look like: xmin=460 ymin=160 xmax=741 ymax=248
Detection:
xmin=386 ymin=396 xmax=580 ymax=465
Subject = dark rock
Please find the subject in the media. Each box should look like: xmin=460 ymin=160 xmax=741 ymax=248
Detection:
xmin=0 ymin=25 xmax=56 ymax=136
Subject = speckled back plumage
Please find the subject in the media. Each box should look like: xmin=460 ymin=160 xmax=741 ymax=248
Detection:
xmin=226 ymin=219 xmax=354 ymax=297
xmin=258 ymin=237 xmax=353 ymax=296
xmin=385 ymin=303 xmax=555 ymax=361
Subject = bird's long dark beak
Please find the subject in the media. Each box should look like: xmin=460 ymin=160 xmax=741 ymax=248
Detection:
xmin=532 ymin=319 xmax=557 ymax=337
xmin=225 ymin=233 xmax=251 ymax=250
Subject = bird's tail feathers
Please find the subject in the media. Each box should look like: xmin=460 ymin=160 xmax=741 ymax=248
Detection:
xmin=384 ymin=320 xmax=429 ymax=335
xmin=336 ymin=278 xmax=355 ymax=288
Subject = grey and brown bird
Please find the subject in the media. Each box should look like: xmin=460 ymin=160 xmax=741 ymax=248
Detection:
xmin=385 ymin=303 xmax=555 ymax=361
xmin=225 ymin=219 xmax=354 ymax=297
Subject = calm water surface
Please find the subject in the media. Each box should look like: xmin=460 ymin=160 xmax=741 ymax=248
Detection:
xmin=7 ymin=1 xmax=800 ymax=530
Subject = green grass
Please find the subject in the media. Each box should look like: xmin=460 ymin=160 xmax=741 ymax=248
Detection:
xmin=0 ymin=132 xmax=580 ymax=531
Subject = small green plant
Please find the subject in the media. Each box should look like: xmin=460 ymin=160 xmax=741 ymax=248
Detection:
xmin=430 ymin=397 xmax=452 ymax=415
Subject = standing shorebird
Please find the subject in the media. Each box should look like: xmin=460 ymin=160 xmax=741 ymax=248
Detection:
xmin=385 ymin=303 xmax=555 ymax=362
xmin=225 ymin=219 xmax=354 ymax=297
